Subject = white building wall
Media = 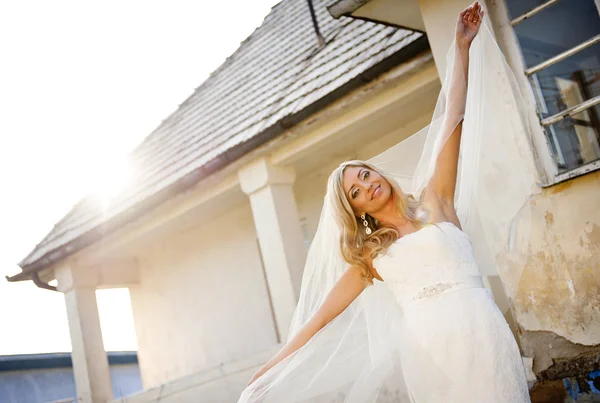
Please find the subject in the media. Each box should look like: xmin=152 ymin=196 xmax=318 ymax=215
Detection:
xmin=128 ymin=203 xmax=278 ymax=388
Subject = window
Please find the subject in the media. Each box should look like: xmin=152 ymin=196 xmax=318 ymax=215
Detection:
xmin=506 ymin=0 xmax=600 ymax=174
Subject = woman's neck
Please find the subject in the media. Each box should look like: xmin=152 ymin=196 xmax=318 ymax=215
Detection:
xmin=370 ymin=199 xmax=414 ymax=234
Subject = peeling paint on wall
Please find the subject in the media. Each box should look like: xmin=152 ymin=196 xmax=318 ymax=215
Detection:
xmin=504 ymin=172 xmax=600 ymax=347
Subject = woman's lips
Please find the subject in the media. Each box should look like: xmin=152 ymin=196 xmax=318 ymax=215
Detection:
xmin=372 ymin=185 xmax=381 ymax=200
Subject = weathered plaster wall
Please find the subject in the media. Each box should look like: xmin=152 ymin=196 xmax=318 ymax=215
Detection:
xmin=506 ymin=171 xmax=600 ymax=376
xmin=512 ymin=172 xmax=600 ymax=343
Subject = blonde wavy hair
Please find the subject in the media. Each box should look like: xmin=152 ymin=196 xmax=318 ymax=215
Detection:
xmin=327 ymin=160 xmax=426 ymax=283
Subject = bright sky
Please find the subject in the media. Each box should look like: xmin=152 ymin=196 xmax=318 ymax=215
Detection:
xmin=0 ymin=0 xmax=280 ymax=355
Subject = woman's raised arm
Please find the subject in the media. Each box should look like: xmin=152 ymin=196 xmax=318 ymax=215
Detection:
xmin=427 ymin=2 xmax=483 ymax=206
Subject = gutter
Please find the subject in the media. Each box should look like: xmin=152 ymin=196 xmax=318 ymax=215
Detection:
xmin=7 ymin=36 xmax=429 ymax=286
xmin=31 ymin=272 xmax=57 ymax=291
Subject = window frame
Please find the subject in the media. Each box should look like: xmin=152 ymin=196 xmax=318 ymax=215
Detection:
xmin=496 ymin=0 xmax=600 ymax=186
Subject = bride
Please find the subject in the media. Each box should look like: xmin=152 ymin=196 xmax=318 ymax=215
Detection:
xmin=239 ymin=2 xmax=531 ymax=402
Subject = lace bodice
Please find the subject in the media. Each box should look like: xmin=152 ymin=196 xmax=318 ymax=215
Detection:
xmin=373 ymin=221 xmax=483 ymax=306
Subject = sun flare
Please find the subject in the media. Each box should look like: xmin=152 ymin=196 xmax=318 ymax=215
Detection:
xmin=90 ymin=157 xmax=135 ymax=207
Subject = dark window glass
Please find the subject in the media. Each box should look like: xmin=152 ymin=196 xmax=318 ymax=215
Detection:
xmin=545 ymin=109 xmax=600 ymax=171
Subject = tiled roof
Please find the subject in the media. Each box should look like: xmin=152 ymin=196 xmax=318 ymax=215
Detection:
xmin=10 ymin=0 xmax=425 ymax=280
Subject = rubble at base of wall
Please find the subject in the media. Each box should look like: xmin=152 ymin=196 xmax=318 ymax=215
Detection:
xmin=521 ymin=330 xmax=600 ymax=402
xmin=529 ymin=373 xmax=600 ymax=403
xmin=563 ymin=370 xmax=600 ymax=402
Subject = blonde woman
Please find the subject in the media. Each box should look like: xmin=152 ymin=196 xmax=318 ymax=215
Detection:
xmin=239 ymin=3 xmax=531 ymax=402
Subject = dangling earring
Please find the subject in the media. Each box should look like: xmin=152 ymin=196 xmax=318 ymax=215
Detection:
xmin=360 ymin=213 xmax=372 ymax=235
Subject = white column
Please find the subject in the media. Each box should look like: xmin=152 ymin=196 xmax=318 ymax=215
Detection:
xmin=239 ymin=158 xmax=307 ymax=341
xmin=56 ymin=266 xmax=113 ymax=403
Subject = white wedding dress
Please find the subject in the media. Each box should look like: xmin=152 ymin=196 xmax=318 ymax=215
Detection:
xmin=239 ymin=19 xmax=535 ymax=402
xmin=373 ymin=221 xmax=530 ymax=402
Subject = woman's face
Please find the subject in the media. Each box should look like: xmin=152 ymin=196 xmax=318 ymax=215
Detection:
xmin=342 ymin=165 xmax=392 ymax=215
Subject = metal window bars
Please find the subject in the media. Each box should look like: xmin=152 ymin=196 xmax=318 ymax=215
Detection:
xmin=511 ymin=0 xmax=600 ymax=127
xmin=510 ymin=0 xmax=560 ymax=26
xmin=525 ymin=35 xmax=600 ymax=77
xmin=541 ymin=96 xmax=600 ymax=126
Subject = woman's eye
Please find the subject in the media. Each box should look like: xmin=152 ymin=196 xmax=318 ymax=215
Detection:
xmin=363 ymin=171 xmax=370 ymax=180
xmin=352 ymin=189 xmax=359 ymax=199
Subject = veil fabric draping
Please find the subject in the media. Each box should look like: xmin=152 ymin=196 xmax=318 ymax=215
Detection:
xmin=239 ymin=16 xmax=532 ymax=402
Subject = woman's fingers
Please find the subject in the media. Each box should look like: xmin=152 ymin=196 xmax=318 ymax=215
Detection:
xmin=464 ymin=3 xmax=483 ymax=26
xmin=470 ymin=2 xmax=481 ymax=22
xmin=460 ymin=2 xmax=484 ymax=29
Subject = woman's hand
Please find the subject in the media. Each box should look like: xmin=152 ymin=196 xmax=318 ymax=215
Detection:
xmin=456 ymin=2 xmax=484 ymax=49
xmin=247 ymin=370 xmax=263 ymax=387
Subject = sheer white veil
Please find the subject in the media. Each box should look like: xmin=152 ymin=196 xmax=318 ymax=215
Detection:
xmin=239 ymin=14 xmax=532 ymax=402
